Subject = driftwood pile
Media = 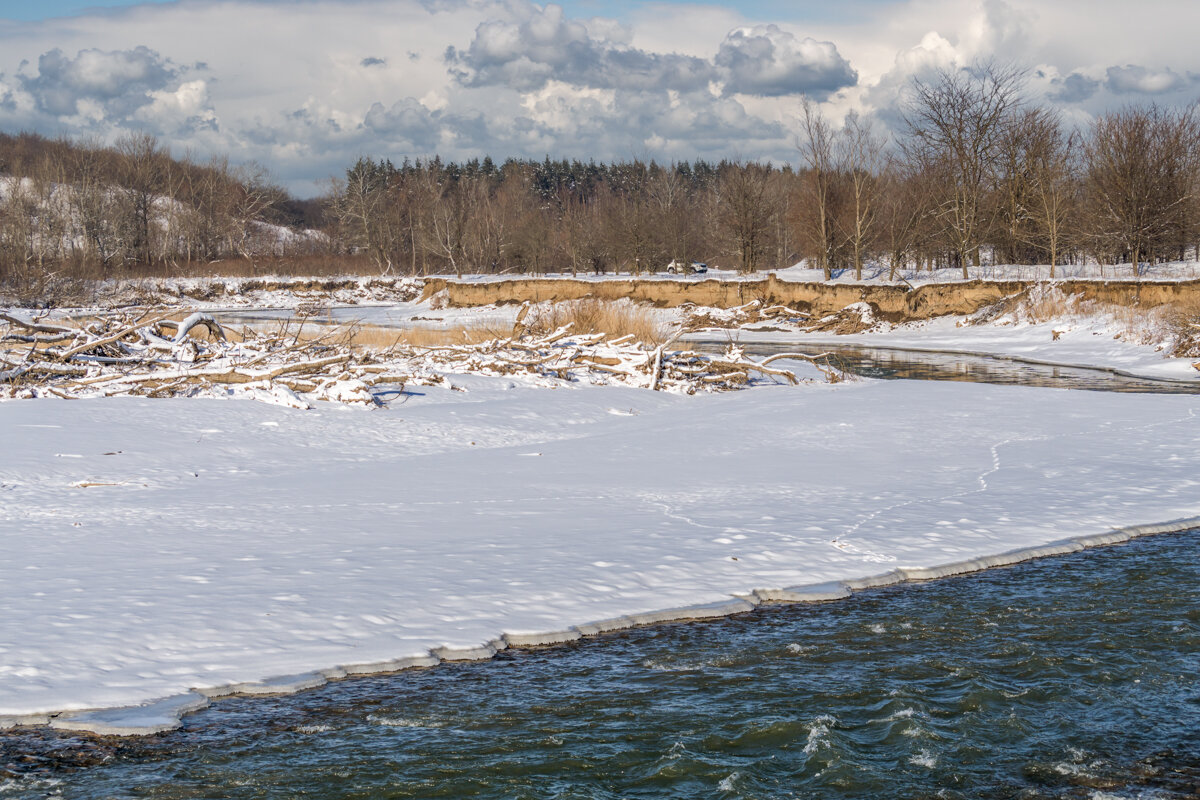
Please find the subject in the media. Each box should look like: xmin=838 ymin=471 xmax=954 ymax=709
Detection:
xmin=1 ymin=308 xmax=842 ymax=407
xmin=682 ymin=299 xmax=881 ymax=335
xmin=682 ymin=299 xmax=811 ymax=331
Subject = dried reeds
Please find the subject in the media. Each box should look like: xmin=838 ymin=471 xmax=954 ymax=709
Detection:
xmin=526 ymin=299 xmax=666 ymax=344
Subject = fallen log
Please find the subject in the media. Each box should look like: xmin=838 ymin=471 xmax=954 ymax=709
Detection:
xmin=163 ymin=312 xmax=226 ymax=343
xmin=1 ymin=361 xmax=89 ymax=383
xmin=0 ymin=312 xmax=76 ymax=335
xmin=57 ymin=315 xmax=172 ymax=360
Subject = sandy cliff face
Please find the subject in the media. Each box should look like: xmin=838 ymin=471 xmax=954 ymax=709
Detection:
xmin=420 ymin=275 xmax=1200 ymax=322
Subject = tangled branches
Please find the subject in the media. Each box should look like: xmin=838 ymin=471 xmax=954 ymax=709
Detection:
xmin=1 ymin=309 xmax=843 ymax=407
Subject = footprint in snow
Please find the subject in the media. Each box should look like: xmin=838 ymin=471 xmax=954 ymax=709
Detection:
xmin=830 ymin=537 xmax=896 ymax=563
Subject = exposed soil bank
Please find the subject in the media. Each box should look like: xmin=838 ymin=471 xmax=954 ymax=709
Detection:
xmin=420 ymin=276 xmax=1200 ymax=321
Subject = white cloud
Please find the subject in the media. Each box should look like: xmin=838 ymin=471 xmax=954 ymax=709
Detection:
xmin=1105 ymin=65 xmax=1196 ymax=95
xmin=135 ymin=79 xmax=218 ymax=132
xmin=448 ymin=2 xmax=714 ymax=92
xmin=715 ymin=24 xmax=856 ymax=98
xmin=18 ymin=45 xmax=179 ymax=117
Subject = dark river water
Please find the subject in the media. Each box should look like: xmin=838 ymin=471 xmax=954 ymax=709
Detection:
xmin=4 ymin=530 xmax=1199 ymax=799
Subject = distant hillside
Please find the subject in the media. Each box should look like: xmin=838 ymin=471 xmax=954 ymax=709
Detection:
xmin=0 ymin=132 xmax=330 ymax=291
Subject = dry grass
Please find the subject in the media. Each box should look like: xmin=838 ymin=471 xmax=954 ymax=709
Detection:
xmin=970 ymin=285 xmax=1200 ymax=358
xmin=232 ymin=319 xmax=511 ymax=352
xmin=526 ymin=299 xmax=666 ymax=344
xmin=1082 ymin=297 xmax=1200 ymax=353
xmin=972 ymin=285 xmax=1100 ymax=326
xmin=225 ymin=301 xmax=663 ymax=354
xmin=1159 ymin=298 xmax=1200 ymax=357
xmin=377 ymin=323 xmax=509 ymax=348
xmin=1021 ymin=288 xmax=1084 ymax=324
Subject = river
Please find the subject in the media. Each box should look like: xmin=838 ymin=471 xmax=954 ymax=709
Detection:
xmin=3 ymin=529 xmax=1197 ymax=798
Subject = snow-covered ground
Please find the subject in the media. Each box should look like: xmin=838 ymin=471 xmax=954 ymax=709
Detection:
xmin=435 ymin=260 xmax=1200 ymax=284
xmin=4 ymin=271 xmax=1199 ymax=734
xmin=2 ymin=375 xmax=1199 ymax=733
xmin=767 ymin=260 xmax=1200 ymax=283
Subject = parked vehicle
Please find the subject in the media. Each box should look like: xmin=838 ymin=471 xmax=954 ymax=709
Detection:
xmin=665 ymin=260 xmax=708 ymax=274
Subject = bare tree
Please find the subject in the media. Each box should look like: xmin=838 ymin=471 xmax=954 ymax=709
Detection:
xmin=115 ymin=133 xmax=168 ymax=266
xmin=903 ymin=61 xmax=1025 ymax=277
xmin=1024 ymin=112 xmax=1078 ymax=276
xmin=649 ymin=166 xmax=699 ymax=268
xmin=719 ymin=161 xmax=775 ymax=272
xmin=837 ymin=110 xmax=886 ymax=279
xmin=332 ymin=157 xmax=403 ymax=274
xmin=557 ymin=188 xmax=592 ymax=277
xmin=229 ymin=162 xmax=280 ymax=260
xmin=879 ymin=157 xmax=933 ymax=279
xmin=68 ymin=139 xmax=124 ymax=268
xmin=797 ymin=98 xmax=837 ymax=278
xmin=1083 ymin=103 xmax=1200 ymax=273
xmin=608 ymin=162 xmax=655 ymax=274
xmin=463 ymin=172 xmax=505 ymax=273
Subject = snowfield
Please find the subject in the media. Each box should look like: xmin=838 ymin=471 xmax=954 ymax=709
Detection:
xmin=2 ymin=374 xmax=1199 ymax=734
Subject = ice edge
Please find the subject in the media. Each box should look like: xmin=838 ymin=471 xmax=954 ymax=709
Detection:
xmin=12 ymin=514 xmax=1197 ymax=738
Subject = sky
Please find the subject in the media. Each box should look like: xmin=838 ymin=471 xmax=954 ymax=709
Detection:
xmin=1 ymin=0 xmax=1198 ymax=196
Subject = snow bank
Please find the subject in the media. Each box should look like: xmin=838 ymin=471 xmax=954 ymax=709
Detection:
xmin=2 ymin=378 xmax=1198 ymax=734
xmin=718 ymin=312 xmax=1200 ymax=383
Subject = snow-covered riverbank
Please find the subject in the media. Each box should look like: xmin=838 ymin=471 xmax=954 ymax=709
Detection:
xmin=2 ymin=375 xmax=1198 ymax=733
xmin=713 ymin=315 xmax=1200 ymax=384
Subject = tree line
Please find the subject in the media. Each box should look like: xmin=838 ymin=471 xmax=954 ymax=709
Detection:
xmin=324 ymin=65 xmax=1200 ymax=279
xmin=4 ymin=61 xmax=1200 ymax=287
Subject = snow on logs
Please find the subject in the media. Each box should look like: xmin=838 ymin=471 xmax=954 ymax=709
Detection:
xmin=1 ymin=310 xmax=845 ymax=404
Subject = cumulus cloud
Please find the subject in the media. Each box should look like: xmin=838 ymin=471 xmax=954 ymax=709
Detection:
xmin=361 ymin=57 xmax=386 ymax=68
xmin=963 ymin=0 xmax=1030 ymax=58
xmin=1046 ymin=71 xmax=1099 ymax=103
xmin=362 ymin=97 xmax=442 ymax=150
xmin=18 ymin=46 xmax=178 ymax=118
xmin=0 ymin=79 xmax=18 ymax=114
xmin=448 ymin=3 xmax=712 ymax=92
xmin=450 ymin=6 xmax=857 ymax=99
xmin=134 ymin=79 xmax=219 ymax=133
xmin=715 ymin=24 xmax=856 ymax=98
xmin=1105 ymin=64 xmax=1196 ymax=95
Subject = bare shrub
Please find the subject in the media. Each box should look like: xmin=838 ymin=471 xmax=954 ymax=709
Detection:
xmin=1083 ymin=104 xmax=1200 ymax=270
xmin=966 ymin=285 xmax=1200 ymax=355
xmin=968 ymin=285 xmax=1082 ymax=325
xmin=527 ymin=299 xmax=665 ymax=343
xmin=1159 ymin=298 xmax=1200 ymax=356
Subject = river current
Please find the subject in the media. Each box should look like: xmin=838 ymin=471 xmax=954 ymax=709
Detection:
xmin=4 ymin=530 xmax=1198 ymax=799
